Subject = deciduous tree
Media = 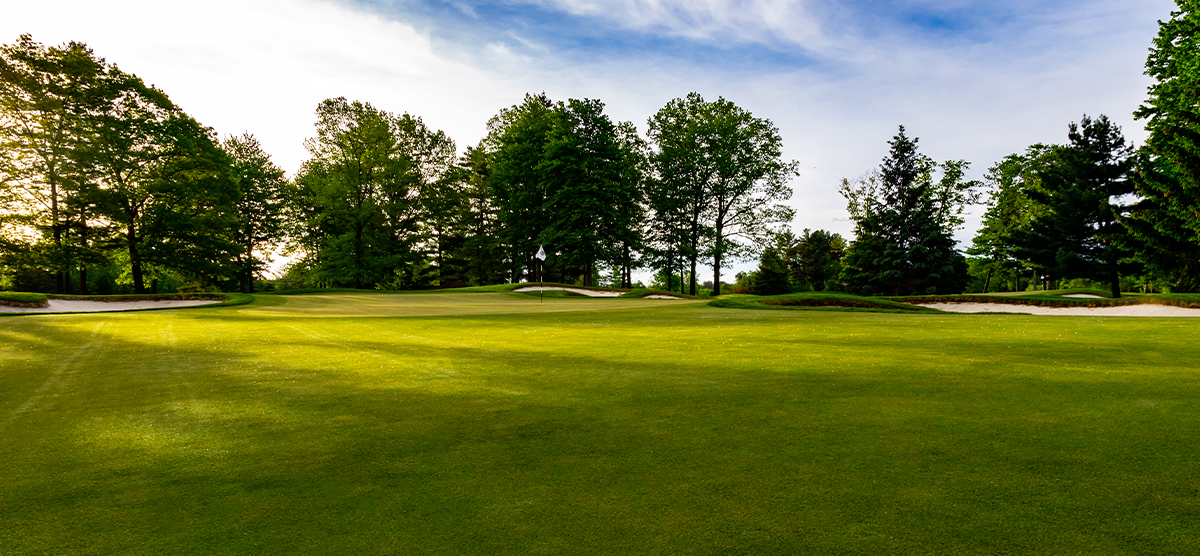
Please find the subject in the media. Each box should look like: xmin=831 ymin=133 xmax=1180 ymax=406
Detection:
xmin=648 ymin=93 xmax=797 ymax=295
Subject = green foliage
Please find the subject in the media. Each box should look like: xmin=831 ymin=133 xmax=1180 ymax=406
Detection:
xmin=0 ymin=35 xmax=110 ymax=294
xmin=1 ymin=34 xmax=241 ymax=295
xmin=489 ymin=94 xmax=645 ymax=287
xmin=539 ymin=98 xmax=643 ymax=286
xmin=292 ymin=97 xmax=457 ymax=290
xmin=966 ymin=146 xmax=1055 ymax=292
xmin=839 ymin=126 xmax=978 ymax=296
xmin=647 ymin=93 xmax=797 ymax=296
xmin=784 ymin=229 xmax=846 ymax=291
xmin=1126 ymin=1 xmax=1200 ymax=292
xmin=438 ymin=143 xmax=506 ymax=287
xmin=489 ymin=94 xmax=556 ymax=283
xmin=1012 ymin=115 xmax=1136 ymax=298
xmin=0 ymin=291 xmax=48 ymax=306
xmin=223 ymin=133 xmax=289 ymax=293
xmin=749 ymin=247 xmax=790 ymax=295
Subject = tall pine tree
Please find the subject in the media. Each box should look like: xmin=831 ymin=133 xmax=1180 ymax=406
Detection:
xmin=1013 ymin=116 xmax=1135 ymax=298
xmin=840 ymin=126 xmax=977 ymax=296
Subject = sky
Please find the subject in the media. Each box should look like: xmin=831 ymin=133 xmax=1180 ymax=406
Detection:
xmin=1 ymin=0 xmax=1178 ymax=277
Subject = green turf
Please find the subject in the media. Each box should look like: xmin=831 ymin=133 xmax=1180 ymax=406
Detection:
xmin=0 ymin=292 xmax=48 ymax=307
xmin=2 ymin=292 xmax=1198 ymax=554
xmin=710 ymin=291 xmax=944 ymax=313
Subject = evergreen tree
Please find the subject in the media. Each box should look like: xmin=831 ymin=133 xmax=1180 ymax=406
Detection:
xmin=749 ymin=247 xmax=790 ymax=295
xmin=1013 ymin=116 xmax=1136 ymax=298
xmin=839 ymin=126 xmax=978 ymax=296
xmin=1127 ymin=1 xmax=1200 ymax=291
xmin=786 ymin=229 xmax=846 ymax=291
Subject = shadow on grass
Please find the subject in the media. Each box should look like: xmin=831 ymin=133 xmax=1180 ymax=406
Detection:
xmin=2 ymin=311 xmax=1199 ymax=555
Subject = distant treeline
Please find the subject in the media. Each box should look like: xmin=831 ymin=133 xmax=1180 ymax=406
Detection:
xmin=3 ymin=2 xmax=1199 ymax=297
xmin=0 ymin=35 xmax=798 ymax=296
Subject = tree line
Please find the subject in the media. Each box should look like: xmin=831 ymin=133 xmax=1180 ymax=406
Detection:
xmin=740 ymin=1 xmax=1200 ymax=298
xmin=0 ymin=36 xmax=797 ymax=296
xmin=3 ymin=2 xmax=1200 ymax=297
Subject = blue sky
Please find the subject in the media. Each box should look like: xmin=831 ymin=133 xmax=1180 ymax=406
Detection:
xmin=2 ymin=0 xmax=1178 ymax=273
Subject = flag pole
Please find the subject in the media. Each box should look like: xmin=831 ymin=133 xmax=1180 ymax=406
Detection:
xmin=535 ymin=245 xmax=547 ymax=303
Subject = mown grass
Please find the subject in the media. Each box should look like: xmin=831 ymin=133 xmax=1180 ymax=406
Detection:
xmin=710 ymin=291 xmax=943 ymax=313
xmin=891 ymin=290 xmax=1200 ymax=309
xmin=1 ymin=292 xmax=1198 ymax=554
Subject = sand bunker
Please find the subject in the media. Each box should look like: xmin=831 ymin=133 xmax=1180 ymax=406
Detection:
xmin=1061 ymin=294 xmax=1105 ymax=299
xmin=513 ymin=286 xmax=623 ymax=297
xmin=645 ymin=294 xmax=686 ymax=300
xmin=919 ymin=302 xmax=1200 ymax=317
xmin=0 ymin=299 xmax=219 ymax=314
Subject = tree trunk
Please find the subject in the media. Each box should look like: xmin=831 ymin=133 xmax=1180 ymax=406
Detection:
xmin=688 ymin=256 xmax=697 ymax=296
xmin=128 ymin=224 xmax=145 ymax=294
xmin=712 ymin=255 xmax=722 ymax=297
xmin=982 ymin=267 xmax=993 ymax=294
xmin=79 ymin=224 xmax=89 ymax=295
xmin=354 ymin=225 xmax=363 ymax=290
xmin=51 ymin=176 xmax=64 ymax=294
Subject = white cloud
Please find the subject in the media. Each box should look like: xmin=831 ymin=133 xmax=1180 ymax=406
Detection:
xmin=1 ymin=0 xmax=524 ymax=174
xmin=1 ymin=0 xmax=1178 ymax=277
xmin=517 ymin=0 xmax=831 ymax=51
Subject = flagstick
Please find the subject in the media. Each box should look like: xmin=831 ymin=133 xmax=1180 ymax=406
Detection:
xmin=539 ymin=260 xmax=542 ymax=303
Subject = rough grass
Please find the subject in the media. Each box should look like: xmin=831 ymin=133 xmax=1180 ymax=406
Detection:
xmin=0 ymin=292 xmax=48 ymax=308
xmin=1 ymin=292 xmax=1198 ymax=554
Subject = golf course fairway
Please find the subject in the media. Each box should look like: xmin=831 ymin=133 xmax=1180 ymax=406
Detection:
xmin=1 ymin=291 xmax=1197 ymax=554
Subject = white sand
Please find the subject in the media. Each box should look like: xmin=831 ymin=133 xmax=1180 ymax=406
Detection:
xmin=645 ymin=294 xmax=686 ymax=300
xmin=513 ymin=286 xmax=623 ymax=297
xmin=919 ymin=302 xmax=1200 ymax=317
xmin=1061 ymin=294 xmax=1104 ymax=299
xmin=0 ymin=299 xmax=219 ymax=313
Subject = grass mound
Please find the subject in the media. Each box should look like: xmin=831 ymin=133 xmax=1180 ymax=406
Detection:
xmin=0 ymin=292 xmax=49 ymax=308
xmin=510 ymin=282 xmax=627 ymax=294
xmin=710 ymin=291 xmax=942 ymax=313
xmin=891 ymin=291 xmax=1200 ymax=309
xmin=619 ymin=288 xmax=695 ymax=299
xmin=1 ymin=292 xmax=253 ymax=316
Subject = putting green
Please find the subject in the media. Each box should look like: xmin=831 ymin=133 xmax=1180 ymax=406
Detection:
xmin=1 ymin=292 xmax=1198 ymax=554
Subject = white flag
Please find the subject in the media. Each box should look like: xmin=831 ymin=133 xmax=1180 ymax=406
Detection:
xmin=535 ymin=245 xmax=546 ymax=261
